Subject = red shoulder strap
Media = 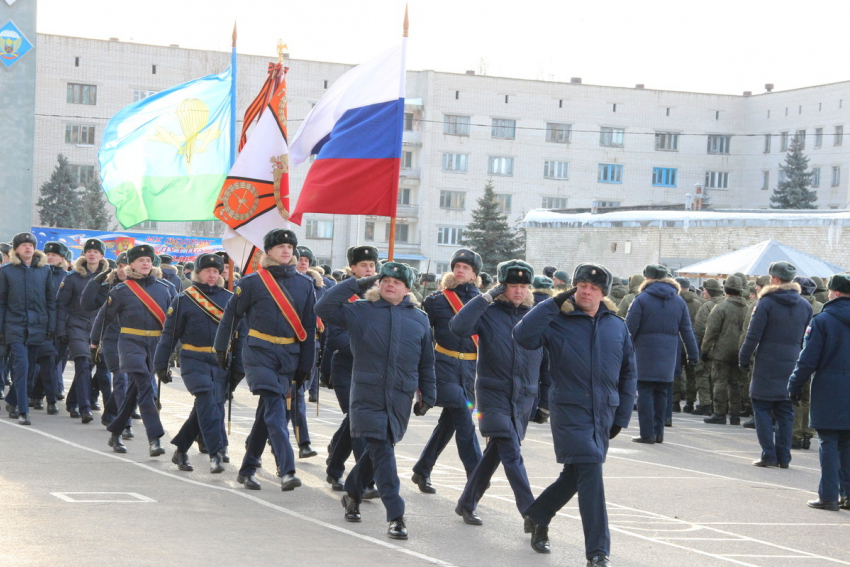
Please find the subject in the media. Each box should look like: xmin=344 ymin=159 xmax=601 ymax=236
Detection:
xmin=442 ymin=289 xmax=479 ymax=349
xmin=124 ymin=279 xmax=166 ymax=329
xmin=257 ymin=268 xmax=308 ymax=342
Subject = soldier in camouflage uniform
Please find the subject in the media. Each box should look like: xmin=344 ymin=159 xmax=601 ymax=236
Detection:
xmin=811 ymin=276 xmax=829 ymax=304
xmin=616 ymin=274 xmax=645 ymax=318
xmin=607 ymin=277 xmax=628 ymax=306
xmin=739 ymin=275 xmax=771 ymax=428
xmin=692 ymin=279 xmax=725 ymax=415
xmin=702 ymin=276 xmax=748 ymax=425
xmin=791 ymin=276 xmax=823 ymax=449
xmin=673 ymin=277 xmax=703 ymax=412
xmin=729 ymin=272 xmax=753 ymax=416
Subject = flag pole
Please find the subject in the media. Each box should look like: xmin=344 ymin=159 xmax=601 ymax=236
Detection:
xmin=388 ymin=5 xmax=409 ymax=262
xmin=230 ymin=22 xmax=238 ymax=168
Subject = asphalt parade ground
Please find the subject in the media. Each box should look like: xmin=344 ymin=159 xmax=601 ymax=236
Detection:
xmin=2 ymin=368 xmax=848 ymax=567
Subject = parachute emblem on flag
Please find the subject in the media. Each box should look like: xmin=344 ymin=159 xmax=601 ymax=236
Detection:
xmin=148 ymin=99 xmax=221 ymax=170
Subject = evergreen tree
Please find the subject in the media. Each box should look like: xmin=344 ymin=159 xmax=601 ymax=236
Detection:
xmin=79 ymin=174 xmax=111 ymax=230
xmin=461 ymin=179 xmax=523 ymax=274
xmin=770 ymin=135 xmax=817 ymax=209
xmin=36 ymin=154 xmax=84 ymax=227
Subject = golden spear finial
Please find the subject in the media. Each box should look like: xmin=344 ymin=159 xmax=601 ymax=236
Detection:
xmin=277 ymin=39 xmax=288 ymax=63
xmin=403 ymin=4 xmax=409 ymax=37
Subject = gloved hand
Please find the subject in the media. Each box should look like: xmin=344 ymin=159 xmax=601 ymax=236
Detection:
xmin=45 ymin=331 xmax=54 ymax=341
xmin=216 ymin=349 xmax=229 ymax=370
xmin=93 ymin=268 xmax=112 ymax=284
xmin=532 ymin=407 xmax=550 ymax=424
xmin=356 ymin=274 xmax=381 ymax=290
xmin=413 ymin=401 xmax=431 ymax=416
xmin=229 ymin=371 xmax=245 ymax=393
xmin=553 ymin=287 xmax=577 ymax=308
xmin=58 ymin=335 xmax=70 ymax=344
xmin=155 ymin=368 xmax=172 ymax=384
xmin=90 ymin=345 xmax=99 ymax=363
xmin=294 ymin=369 xmax=310 ymax=389
xmin=688 ymin=359 xmax=699 ymax=367
xmin=739 ymin=364 xmax=750 ymax=374
xmin=701 ymin=351 xmax=710 ymax=363
xmin=789 ymin=390 xmax=803 ymax=405
xmin=483 ymin=284 xmax=506 ymax=304
xmin=609 ymin=424 xmax=622 ymax=439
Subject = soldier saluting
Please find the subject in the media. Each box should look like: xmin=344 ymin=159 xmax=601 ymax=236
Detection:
xmin=214 ymin=229 xmax=316 ymax=492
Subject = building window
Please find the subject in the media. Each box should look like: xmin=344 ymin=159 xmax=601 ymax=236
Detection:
xmin=69 ymin=164 xmax=96 ymax=186
xmin=835 ymin=125 xmax=843 ymax=146
xmin=599 ymin=127 xmax=624 ymax=147
xmin=67 ymin=83 xmax=97 ymax=105
xmin=597 ymin=163 xmax=623 ymax=184
xmin=133 ymin=89 xmax=158 ymax=102
xmin=655 ymin=132 xmax=679 ymax=151
xmin=385 ymin=223 xmax=409 ymax=243
xmin=441 ymin=153 xmax=468 ymax=172
xmin=811 ymin=167 xmax=820 ymax=188
xmin=305 ymin=219 xmax=334 ymax=239
xmin=780 ymin=131 xmax=789 ymax=151
xmin=545 ymin=122 xmax=572 ymax=143
xmin=135 ymin=220 xmax=157 ymax=230
xmin=436 ymin=262 xmax=450 ymax=275
xmin=364 ymin=221 xmax=375 ymax=241
xmin=443 ymin=115 xmax=470 ymax=136
xmin=398 ymin=187 xmax=411 ymax=205
xmin=542 ymin=197 xmax=568 ymax=209
xmin=65 ymin=124 xmax=95 ymax=145
xmin=491 ymin=118 xmax=516 ymax=139
xmin=488 ymin=156 xmax=514 ymax=176
xmin=815 ymin=128 xmax=823 ymax=148
xmin=543 ymin=160 xmax=569 ymax=179
xmin=439 ymin=190 xmax=465 ymax=210
xmin=707 ymin=135 xmax=731 ymax=154
xmin=494 ymin=193 xmax=512 ymax=214
xmin=596 ymin=200 xmax=622 ymax=208
xmin=437 ymin=226 xmax=463 ymax=246
xmin=402 ymin=151 xmax=413 ymax=168
xmin=764 ymin=134 xmax=771 ymax=153
xmin=403 ymin=112 xmax=414 ymax=131
xmin=762 ymin=171 xmax=770 ymax=190
xmin=704 ymin=171 xmax=728 ymax=189
xmin=652 ymin=167 xmax=678 ymax=187
xmin=796 ymin=129 xmax=806 ymax=149
xmin=778 ymin=169 xmax=787 ymax=184
xmin=832 ymin=166 xmax=841 ymax=186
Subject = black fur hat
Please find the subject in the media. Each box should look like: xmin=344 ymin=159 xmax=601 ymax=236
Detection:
xmin=43 ymin=241 xmax=68 ymax=256
xmin=347 ymin=245 xmax=379 ymax=266
xmin=0 ymin=242 xmax=11 ymax=255
xmin=573 ymin=263 xmax=613 ymax=295
xmin=159 ymin=254 xmax=173 ymax=265
xmin=184 ymin=261 xmax=195 ymax=271
xmin=83 ymin=238 xmax=105 ymax=255
xmin=542 ymin=266 xmax=556 ymax=278
xmin=794 ymin=276 xmax=816 ymax=296
xmin=643 ymin=263 xmax=669 ymax=280
xmin=116 ymin=252 xmax=128 ymax=265
xmin=451 ymin=248 xmax=483 ymax=274
xmin=321 ymin=264 xmax=332 ymax=275
xmin=497 ymin=260 xmax=534 ymax=285
xmin=420 ymin=272 xmax=437 ymax=284
xmin=263 ymin=229 xmax=297 ymax=253
xmin=195 ymin=253 xmax=224 ymax=274
xmin=127 ymin=244 xmax=157 ymax=263
xmin=828 ymin=274 xmax=850 ymax=294
xmin=675 ymin=276 xmax=691 ymax=289
xmin=107 ymin=258 xmax=117 ymax=269
xmin=296 ymin=246 xmax=317 ymax=267
xmin=12 ymin=232 xmax=37 ymax=249
xmin=379 ymin=261 xmax=414 ymax=288
xmin=769 ymin=261 xmax=797 ymax=282
xmin=479 ymin=272 xmax=492 ymax=287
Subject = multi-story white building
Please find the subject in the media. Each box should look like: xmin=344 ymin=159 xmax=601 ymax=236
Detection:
xmin=31 ymin=34 xmax=850 ymax=270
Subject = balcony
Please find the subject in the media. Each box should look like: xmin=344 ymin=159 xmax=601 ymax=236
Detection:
xmin=400 ymin=167 xmax=420 ymax=180
xmin=396 ymin=203 xmax=419 ymax=217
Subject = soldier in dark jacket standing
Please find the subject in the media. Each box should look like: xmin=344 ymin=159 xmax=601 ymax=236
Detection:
xmin=788 ymin=274 xmax=850 ymax=510
xmin=31 ymin=241 xmax=69 ymax=414
xmin=316 ymin=261 xmax=436 ymax=540
xmin=791 ymin=276 xmax=822 ymax=449
xmin=0 ymin=233 xmax=57 ymax=425
xmin=674 ymin=276 xmax=703 ymax=413
xmin=740 ymin=262 xmax=812 ymax=468
xmin=450 ymin=260 xmax=542 ymax=526
xmin=411 ymin=248 xmax=483 ymax=494
xmin=158 ymin=254 xmax=184 ymax=293
xmin=514 ymin=263 xmax=637 ymax=565
xmin=57 ymin=238 xmax=109 ymax=423
xmin=626 ymin=265 xmax=699 ymax=444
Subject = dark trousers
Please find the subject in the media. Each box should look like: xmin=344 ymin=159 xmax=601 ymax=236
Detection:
xmin=458 ymin=433 xmax=534 ymax=516
xmin=35 ymin=355 xmax=58 ymax=404
xmin=107 ymin=371 xmax=164 ymax=440
xmin=525 ymin=462 xmax=610 ymax=560
xmin=326 ymin=414 xmax=367 ymax=480
xmin=68 ymin=356 xmax=92 ymax=413
xmin=7 ymin=343 xmax=39 ymax=415
xmin=285 ymin=385 xmax=310 ymax=446
xmin=413 ymin=406 xmax=482 ymax=478
xmin=637 ymin=381 xmax=668 ymax=438
xmin=171 ymin=390 xmax=224 ymax=455
xmin=816 ymin=429 xmax=850 ymax=503
xmin=344 ymin=435 xmax=404 ymax=521
xmin=108 ymin=371 xmax=129 ymax=428
xmin=752 ymin=398 xmax=793 ymax=466
xmin=92 ymin=358 xmax=112 ymax=405
xmin=240 ymin=392 xmax=294 ymax=477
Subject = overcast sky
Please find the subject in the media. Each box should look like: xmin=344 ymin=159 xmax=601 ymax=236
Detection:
xmin=35 ymin=0 xmax=850 ymax=95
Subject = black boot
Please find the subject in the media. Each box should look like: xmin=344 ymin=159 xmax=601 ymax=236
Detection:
xmin=683 ymin=402 xmax=694 ymax=413
xmin=524 ymin=516 xmax=550 ymax=554
xmin=237 ymin=474 xmax=260 ymax=490
xmin=172 ymin=449 xmax=194 ymax=471
xmin=387 ymin=516 xmax=408 ymax=540
xmin=455 ymin=505 xmax=483 ymax=526
xmin=411 ymin=472 xmax=436 ymax=493
xmin=704 ymin=414 xmax=727 ymax=424
xmin=298 ymin=443 xmax=318 ymax=459
xmin=108 ymin=433 xmax=127 ymax=453
xmin=341 ymin=494 xmax=361 ymax=522
xmin=220 ymin=446 xmax=230 ymax=462
xmin=326 ymin=475 xmax=344 ymax=491
xmin=280 ymin=473 xmax=302 ymax=491
xmin=210 ymin=451 xmax=224 ymax=474
xmin=47 ymin=402 xmax=58 ymax=415
xmin=149 ymin=437 xmax=165 ymax=457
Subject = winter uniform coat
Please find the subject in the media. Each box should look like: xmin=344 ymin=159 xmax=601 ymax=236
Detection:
xmin=214 ymin=255 xmax=316 ymax=397
xmin=680 ymin=289 xmax=704 ymax=325
xmin=626 ymin=279 xmax=699 ymax=382
xmin=103 ymin=266 xmax=177 ymax=375
xmin=449 ymin=291 xmax=543 ymax=440
xmin=37 ymin=263 xmax=69 ymax=357
xmin=84 ymin=269 xmax=124 ymax=371
xmin=702 ymin=296 xmax=748 ymax=363
xmin=424 ymin=272 xmax=480 ymax=409
xmin=154 ymin=274 xmax=244 ymax=395
xmin=315 ymin=277 xmax=436 ymax=444
xmin=56 ymin=257 xmax=109 ymax=359
xmin=513 ymin=296 xmax=637 ymax=464
xmin=325 ymin=288 xmax=365 ymax=414
xmin=788 ymin=296 xmax=850 ymax=430
xmin=0 ymin=249 xmax=56 ymax=346
xmin=159 ymin=264 xmax=184 ymax=293
xmin=739 ymin=282 xmax=813 ymax=401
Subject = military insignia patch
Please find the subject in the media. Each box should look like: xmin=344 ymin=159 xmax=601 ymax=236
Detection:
xmin=167 ymin=307 xmax=174 ymax=316
xmin=235 ymin=286 xmax=242 ymax=295
xmin=107 ymin=296 xmax=113 ymax=305
xmin=59 ymin=282 xmax=65 ymax=289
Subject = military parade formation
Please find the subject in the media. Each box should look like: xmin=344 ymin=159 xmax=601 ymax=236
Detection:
xmin=2 ymin=228 xmax=850 ymax=567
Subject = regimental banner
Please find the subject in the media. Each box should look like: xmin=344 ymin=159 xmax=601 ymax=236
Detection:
xmin=1 ymin=19 xmax=33 ymax=69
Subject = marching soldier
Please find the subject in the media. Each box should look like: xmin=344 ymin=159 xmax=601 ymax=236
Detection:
xmin=316 ymin=261 xmax=436 ymax=540
xmin=103 ymin=244 xmax=176 ymax=455
xmin=530 ymin=276 xmax=555 ymax=424
xmin=411 ymin=249 xmax=483 ymax=494
xmin=32 ymin=241 xmax=70 ymax=414
xmin=0 ymin=233 xmax=56 ymax=425
xmin=158 ymin=254 xmax=184 ymax=292
xmin=155 ymin=253 xmax=241 ymax=473
xmin=791 ymin=276 xmax=823 ymax=449
xmin=449 ymin=260 xmax=542 ymax=526
xmin=739 ymin=275 xmax=770 ymax=428
xmin=692 ymin=279 xmax=724 ymax=415
xmin=552 ymin=269 xmax=570 ymax=290
xmin=214 ymin=229 xmax=316 ymax=492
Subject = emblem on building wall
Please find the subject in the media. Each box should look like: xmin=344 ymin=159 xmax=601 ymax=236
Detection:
xmin=1 ymin=20 xmax=33 ymax=69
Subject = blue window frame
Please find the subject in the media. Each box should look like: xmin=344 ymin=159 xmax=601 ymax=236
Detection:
xmin=598 ymin=163 xmax=623 ymax=184
xmin=652 ymin=167 xmax=677 ymax=187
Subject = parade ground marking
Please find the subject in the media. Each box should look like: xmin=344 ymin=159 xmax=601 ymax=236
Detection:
xmin=51 ymin=491 xmax=156 ymax=503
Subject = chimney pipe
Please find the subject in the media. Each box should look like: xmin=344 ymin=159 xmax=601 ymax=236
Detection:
xmin=570 ymin=77 xmax=582 ymax=84
xmin=465 ymin=70 xmax=475 ymax=75
xmin=635 ymin=84 xmax=645 ymax=89
xmin=765 ymin=83 xmax=774 ymax=92
xmin=743 ymin=91 xmax=752 ymax=96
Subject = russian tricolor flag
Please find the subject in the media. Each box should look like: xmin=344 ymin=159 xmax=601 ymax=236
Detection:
xmin=288 ymin=40 xmax=406 ymax=226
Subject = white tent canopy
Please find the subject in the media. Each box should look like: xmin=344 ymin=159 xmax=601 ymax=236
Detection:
xmin=677 ymin=240 xmax=846 ymax=278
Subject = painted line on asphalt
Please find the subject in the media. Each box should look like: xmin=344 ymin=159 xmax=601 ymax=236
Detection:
xmin=662 ymin=440 xmax=822 ymax=472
